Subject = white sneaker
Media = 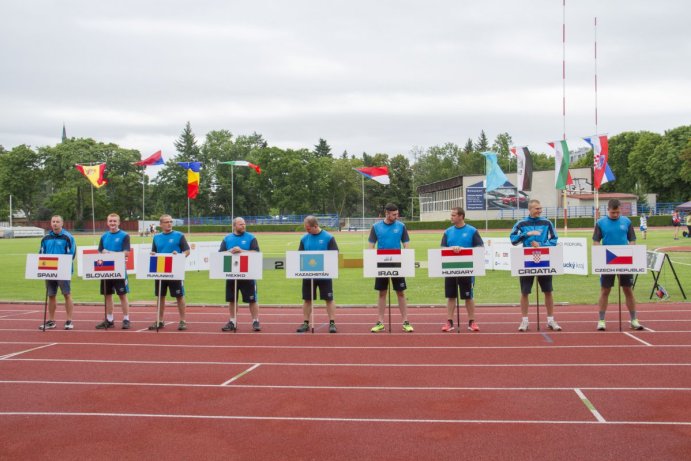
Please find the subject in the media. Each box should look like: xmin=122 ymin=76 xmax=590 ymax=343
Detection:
xmin=597 ymin=320 xmax=606 ymax=331
xmin=547 ymin=319 xmax=562 ymax=331
xmin=518 ymin=319 xmax=529 ymax=332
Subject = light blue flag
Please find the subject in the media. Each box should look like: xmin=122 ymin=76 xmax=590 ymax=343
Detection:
xmin=482 ymin=151 xmax=508 ymax=192
xmin=300 ymin=253 xmax=324 ymax=271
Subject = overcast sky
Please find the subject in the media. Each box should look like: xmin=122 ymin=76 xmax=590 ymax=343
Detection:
xmin=1 ymin=0 xmax=689 ymax=161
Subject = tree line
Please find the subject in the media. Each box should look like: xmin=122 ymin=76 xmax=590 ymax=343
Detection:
xmin=0 ymin=123 xmax=688 ymax=226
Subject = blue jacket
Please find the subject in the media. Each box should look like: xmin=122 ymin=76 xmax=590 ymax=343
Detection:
xmin=510 ymin=216 xmax=558 ymax=247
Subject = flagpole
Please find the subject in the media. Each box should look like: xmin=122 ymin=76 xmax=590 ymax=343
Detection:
xmin=484 ymin=158 xmax=488 ymax=232
xmin=562 ymin=0 xmax=568 ymax=235
xmin=187 ymin=197 xmax=191 ymax=235
xmin=361 ymin=175 xmax=365 ymax=248
xmin=142 ymin=167 xmax=146 ymax=230
xmin=231 ymin=165 xmax=235 ymax=223
xmin=91 ymin=184 xmax=96 ymax=236
xmin=594 ymin=16 xmax=599 ymax=225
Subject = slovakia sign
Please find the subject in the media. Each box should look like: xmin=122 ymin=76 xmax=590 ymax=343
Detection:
xmin=81 ymin=252 xmax=126 ymax=280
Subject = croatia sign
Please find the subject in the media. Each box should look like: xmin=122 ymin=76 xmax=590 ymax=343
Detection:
xmin=209 ymin=252 xmax=263 ymax=280
xmin=286 ymin=251 xmax=339 ymax=278
xmin=25 ymin=254 xmax=73 ymax=281
xmin=81 ymin=252 xmax=126 ymax=280
xmin=428 ymin=248 xmax=485 ymax=277
xmin=363 ymin=249 xmax=416 ymax=278
xmin=136 ymin=253 xmax=186 ymax=280
xmin=510 ymin=246 xmax=564 ymax=276
xmin=591 ymin=245 xmax=647 ymax=275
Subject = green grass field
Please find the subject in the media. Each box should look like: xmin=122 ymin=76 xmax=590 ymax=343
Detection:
xmin=2 ymin=228 xmax=689 ymax=306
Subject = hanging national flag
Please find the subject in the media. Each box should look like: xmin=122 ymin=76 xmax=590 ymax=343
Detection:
xmin=376 ymin=249 xmax=401 ymax=268
xmin=75 ymin=163 xmax=107 ymax=188
xmin=549 ymin=141 xmax=571 ymax=190
xmin=441 ymin=249 xmax=474 ymax=269
xmin=510 ymin=146 xmax=533 ymax=191
xmin=134 ymin=150 xmax=164 ymax=167
xmin=149 ymin=255 xmax=173 ymax=273
xmin=606 ymin=248 xmax=633 ymax=265
xmin=300 ymin=253 xmax=325 ymax=271
xmin=601 ymin=164 xmax=616 ymax=186
xmin=583 ymin=135 xmax=610 ymax=190
xmin=177 ymin=162 xmax=202 ymax=199
xmin=224 ymin=254 xmax=249 ymax=273
xmin=94 ymin=260 xmax=115 ymax=272
xmin=220 ymin=160 xmax=261 ymax=174
xmin=354 ymin=166 xmax=390 ymax=185
xmin=523 ymin=248 xmax=551 ymax=268
xmin=38 ymin=256 xmax=59 ymax=271
xmin=481 ymin=151 xmax=508 ymax=192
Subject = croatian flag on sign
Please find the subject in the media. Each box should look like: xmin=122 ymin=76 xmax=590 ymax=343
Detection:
xmin=523 ymin=248 xmax=550 ymax=268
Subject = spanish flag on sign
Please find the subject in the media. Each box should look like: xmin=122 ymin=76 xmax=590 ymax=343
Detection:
xmin=38 ymin=256 xmax=59 ymax=270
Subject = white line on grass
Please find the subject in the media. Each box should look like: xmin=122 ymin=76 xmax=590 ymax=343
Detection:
xmin=221 ymin=363 xmax=261 ymax=385
xmin=574 ymin=388 xmax=606 ymax=423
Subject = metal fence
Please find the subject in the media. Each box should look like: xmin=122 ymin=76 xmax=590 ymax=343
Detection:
xmin=186 ymin=214 xmax=340 ymax=228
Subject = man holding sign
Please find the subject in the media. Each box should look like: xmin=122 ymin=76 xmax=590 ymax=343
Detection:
xmin=219 ymin=217 xmax=261 ymax=332
xmin=440 ymin=207 xmax=483 ymax=332
xmin=95 ymin=213 xmax=131 ymax=329
xmin=593 ymin=199 xmax=644 ymax=331
xmin=295 ymin=216 xmax=339 ymax=333
xmin=510 ymin=199 xmax=561 ymax=332
xmin=149 ymin=214 xmax=190 ymax=331
xmin=38 ymin=215 xmax=76 ymax=330
xmin=368 ymin=203 xmax=413 ymax=333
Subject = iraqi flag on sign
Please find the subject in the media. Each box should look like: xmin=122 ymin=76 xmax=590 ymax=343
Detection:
xmin=224 ymin=254 xmax=249 ymax=273
xmin=377 ymin=249 xmax=401 ymax=268
xmin=523 ymin=248 xmax=551 ymax=268
xmin=441 ymin=249 xmax=474 ymax=269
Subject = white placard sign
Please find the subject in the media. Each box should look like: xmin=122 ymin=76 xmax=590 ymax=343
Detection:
xmin=363 ymin=249 xmax=416 ymax=278
xmin=646 ymin=251 xmax=665 ymax=272
xmin=560 ymin=238 xmax=588 ymax=275
xmin=209 ymin=251 xmax=263 ymax=280
xmin=483 ymin=238 xmax=512 ymax=271
xmin=25 ymin=254 xmax=73 ymax=281
xmin=136 ymin=253 xmax=186 ymax=280
xmin=592 ymin=245 xmax=647 ymax=275
xmin=510 ymin=246 xmax=564 ymax=276
xmin=428 ymin=248 xmax=486 ymax=277
xmin=285 ymin=251 xmax=339 ymax=279
xmin=81 ymin=253 xmax=126 ymax=280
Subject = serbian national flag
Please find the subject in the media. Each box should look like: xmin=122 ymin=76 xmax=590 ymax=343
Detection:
xmin=376 ymin=249 xmax=401 ymax=268
xmin=523 ymin=248 xmax=550 ymax=268
xmin=134 ymin=150 xmax=164 ymax=167
xmin=75 ymin=163 xmax=107 ymax=188
xmin=606 ymin=249 xmax=633 ymax=265
xmin=177 ymin=162 xmax=202 ymax=199
xmin=94 ymin=260 xmax=115 ymax=271
xmin=354 ymin=166 xmax=390 ymax=185
xmin=149 ymin=256 xmax=173 ymax=273
xmin=583 ymin=135 xmax=609 ymax=189
xmin=224 ymin=254 xmax=249 ymax=273
xmin=441 ymin=249 xmax=474 ymax=269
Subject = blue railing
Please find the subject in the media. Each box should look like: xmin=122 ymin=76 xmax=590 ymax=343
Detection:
xmin=186 ymin=214 xmax=340 ymax=228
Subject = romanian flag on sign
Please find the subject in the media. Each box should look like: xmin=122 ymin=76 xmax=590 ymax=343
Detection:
xmin=38 ymin=256 xmax=59 ymax=270
xmin=75 ymin=163 xmax=107 ymax=188
xmin=149 ymin=256 xmax=173 ymax=273
xmin=177 ymin=162 xmax=202 ymax=199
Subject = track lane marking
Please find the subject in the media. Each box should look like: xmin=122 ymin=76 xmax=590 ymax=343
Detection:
xmin=625 ymin=332 xmax=653 ymax=346
xmin=221 ymin=363 xmax=261 ymax=386
xmin=574 ymin=388 xmax=606 ymax=422
xmin=0 ymin=343 xmax=57 ymax=360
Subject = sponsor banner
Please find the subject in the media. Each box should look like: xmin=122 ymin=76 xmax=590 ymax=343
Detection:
xmin=81 ymin=252 xmax=126 ymax=280
xmin=285 ymin=251 xmax=339 ymax=278
xmin=25 ymin=254 xmax=73 ymax=281
xmin=510 ymin=245 xmax=564 ymax=276
xmin=363 ymin=249 xmax=416 ymax=278
xmin=592 ymin=245 xmax=647 ymax=275
xmin=483 ymin=238 xmax=512 ymax=271
xmin=136 ymin=253 xmax=186 ymax=280
xmin=428 ymin=248 xmax=485 ymax=277
xmin=209 ymin=252 xmax=263 ymax=280
xmin=560 ymin=237 xmax=588 ymax=275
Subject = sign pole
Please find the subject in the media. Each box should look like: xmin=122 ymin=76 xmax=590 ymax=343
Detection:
xmin=388 ymin=278 xmax=392 ymax=333
xmin=456 ymin=285 xmax=461 ymax=335
xmin=310 ymin=279 xmax=315 ymax=334
xmin=156 ymin=280 xmax=162 ymax=332
xmin=535 ymin=278 xmax=541 ymax=332
xmin=41 ymin=286 xmax=48 ymax=333
xmin=234 ymin=279 xmax=238 ymax=334
xmin=102 ymin=280 xmax=109 ymax=330
xmin=618 ymin=279 xmax=622 ymax=332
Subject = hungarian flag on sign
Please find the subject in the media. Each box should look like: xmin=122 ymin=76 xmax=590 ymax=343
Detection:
xmin=441 ymin=249 xmax=474 ymax=269
xmin=75 ymin=163 xmax=107 ymax=188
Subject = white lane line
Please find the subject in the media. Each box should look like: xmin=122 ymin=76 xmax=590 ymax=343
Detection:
xmin=574 ymin=388 xmax=606 ymax=423
xmin=221 ymin=363 xmax=261 ymax=386
xmin=625 ymin=332 xmax=653 ymax=346
xmin=0 ymin=343 xmax=58 ymax=360
xmin=1 ymin=411 xmax=689 ymax=426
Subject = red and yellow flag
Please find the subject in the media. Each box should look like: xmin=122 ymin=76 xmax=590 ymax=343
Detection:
xmin=75 ymin=163 xmax=107 ymax=188
xmin=177 ymin=162 xmax=202 ymax=199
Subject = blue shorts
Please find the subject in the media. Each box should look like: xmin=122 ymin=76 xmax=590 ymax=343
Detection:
xmin=154 ymin=280 xmax=185 ymax=298
xmin=100 ymin=279 xmax=129 ymax=296
xmin=226 ymin=280 xmax=257 ymax=303
xmin=520 ymin=275 xmax=553 ymax=295
xmin=302 ymin=279 xmax=334 ymax=301
xmin=46 ymin=280 xmax=71 ymax=296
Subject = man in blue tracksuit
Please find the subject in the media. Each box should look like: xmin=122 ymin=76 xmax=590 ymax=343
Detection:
xmin=95 ymin=213 xmax=131 ymax=329
xmin=38 ymin=215 xmax=76 ymax=330
xmin=510 ymin=199 xmax=561 ymax=332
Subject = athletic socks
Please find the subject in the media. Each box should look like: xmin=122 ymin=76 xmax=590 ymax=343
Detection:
xmin=547 ymin=316 xmax=554 ymax=323
xmin=106 ymin=314 xmax=114 ymax=322
xmin=599 ymin=311 xmax=606 ymax=321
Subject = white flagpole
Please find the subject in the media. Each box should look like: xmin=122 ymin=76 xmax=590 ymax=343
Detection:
xmin=594 ymin=16 xmax=599 ymax=224
xmin=361 ymin=175 xmax=365 ymax=248
xmin=231 ymin=165 xmax=235 ymax=223
xmin=90 ymin=184 xmax=96 ymax=236
xmin=142 ymin=167 xmax=146 ymax=227
xmin=187 ymin=197 xmax=191 ymax=235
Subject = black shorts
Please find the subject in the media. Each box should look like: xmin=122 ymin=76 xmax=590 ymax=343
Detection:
xmin=374 ymin=277 xmax=407 ymax=292
xmin=445 ymin=277 xmax=474 ymax=299
xmin=226 ymin=280 xmax=257 ymax=303
xmin=600 ymin=274 xmax=634 ymax=288
xmin=302 ymin=279 xmax=334 ymax=301
xmin=154 ymin=280 xmax=185 ymax=298
xmin=100 ymin=279 xmax=129 ymax=296
xmin=520 ymin=275 xmax=553 ymax=295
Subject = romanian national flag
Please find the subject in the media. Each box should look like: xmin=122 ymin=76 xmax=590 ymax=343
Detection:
xmin=224 ymin=254 xmax=249 ymax=273
xmin=134 ymin=150 xmax=164 ymax=167
xmin=149 ymin=256 xmax=173 ymax=273
xmin=38 ymin=256 xmax=59 ymax=271
xmin=177 ymin=162 xmax=202 ymax=199
xmin=75 ymin=163 xmax=107 ymax=188
xmin=441 ymin=249 xmax=474 ymax=269
xmin=94 ymin=259 xmax=115 ymax=271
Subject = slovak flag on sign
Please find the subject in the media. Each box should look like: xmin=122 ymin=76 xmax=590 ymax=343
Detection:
xmin=523 ymin=248 xmax=550 ymax=268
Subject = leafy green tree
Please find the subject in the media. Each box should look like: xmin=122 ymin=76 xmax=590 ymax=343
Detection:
xmin=0 ymin=145 xmax=43 ymax=223
xmin=475 ymin=130 xmax=490 ymax=152
xmin=627 ymin=131 xmax=663 ymax=194
xmin=313 ymin=138 xmax=332 ymax=158
xmin=491 ymin=132 xmax=513 ymax=171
